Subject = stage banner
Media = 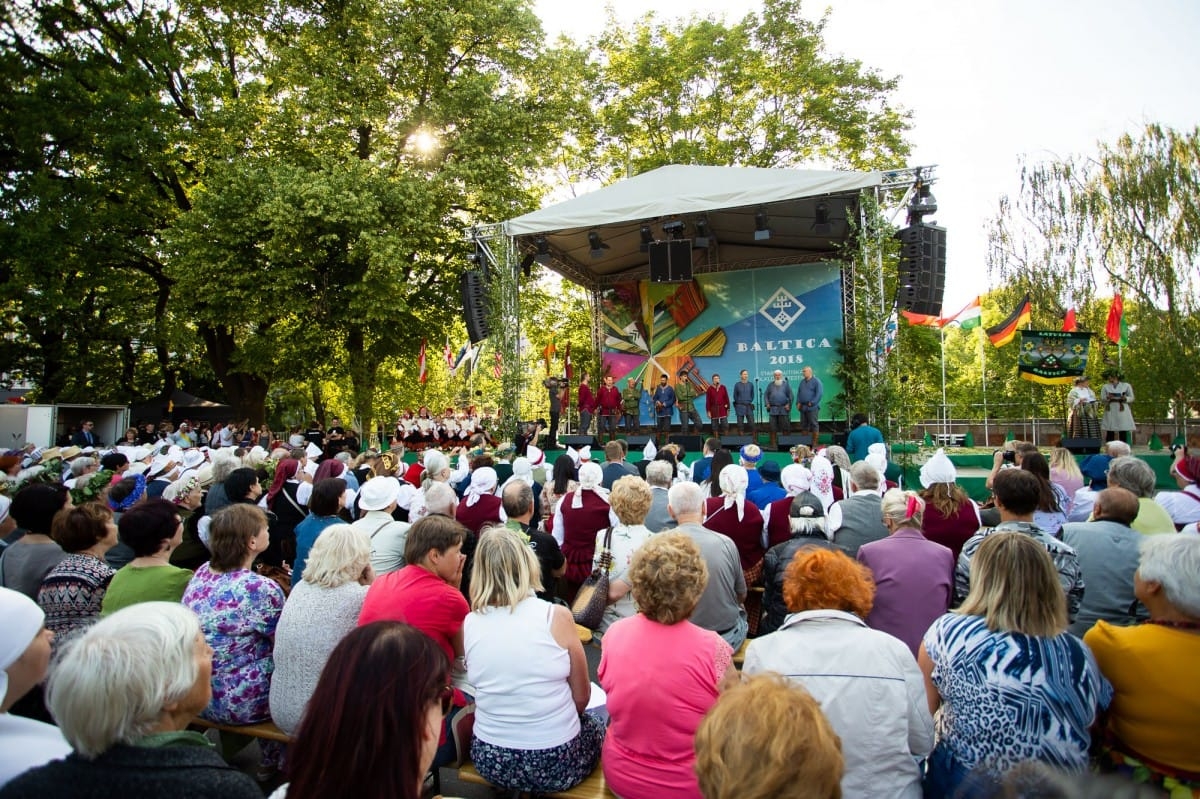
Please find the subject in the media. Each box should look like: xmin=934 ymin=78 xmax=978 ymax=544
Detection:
xmin=1017 ymin=330 xmax=1092 ymax=385
xmin=599 ymin=263 xmax=844 ymax=424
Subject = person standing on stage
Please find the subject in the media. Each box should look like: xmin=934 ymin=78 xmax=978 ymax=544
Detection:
xmin=675 ymin=374 xmax=701 ymax=436
xmin=621 ymin=378 xmax=642 ymax=436
xmin=765 ymin=370 xmax=793 ymax=446
xmin=733 ymin=370 xmax=755 ymax=436
xmin=796 ymin=366 xmax=823 ymax=444
xmin=1066 ymin=375 xmax=1099 ymax=440
xmin=1100 ymin=370 xmax=1135 ymax=445
xmin=596 ymin=375 xmax=622 ymax=442
xmin=706 ymin=374 xmax=730 ymax=438
xmin=653 ymin=374 xmax=677 ymax=445
xmin=543 ymin=375 xmax=563 ymax=449
xmin=577 ymin=373 xmax=596 ymax=436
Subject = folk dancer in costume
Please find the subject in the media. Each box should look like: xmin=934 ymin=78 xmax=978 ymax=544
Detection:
xmin=706 ymin=373 xmax=730 ymax=438
xmin=795 ymin=366 xmax=823 ymax=446
xmin=1067 ymin=376 xmax=1100 ymax=440
xmin=1100 ymin=370 xmax=1135 ymax=445
xmin=621 ymin=378 xmax=642 ymax=436
xmin=652 ymin=375 xmax=677 ymax=446
xmin=733 ymin=369 xmax=755 ymax=436
xmin=764 ymin=370 xmax=793 ymax=448
xmin=596 ymin=375 xmax=622 ymax=443
xmin=577 ymin=374 xmax=596 ymax=436
xmin=675 ymin=373 xmax=702 ymax=435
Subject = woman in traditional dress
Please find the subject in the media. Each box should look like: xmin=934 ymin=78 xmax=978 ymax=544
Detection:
xmin=1067 ymin=376 xmax=1100 ymax=440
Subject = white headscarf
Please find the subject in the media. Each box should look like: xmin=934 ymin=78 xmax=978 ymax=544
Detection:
xmin=719 ymin=465 xmax=749 ymax=521
xmin=642 ymin=440 xmax=657 ymax=460
xmin=919 ymin=448 xmax=957 ymax=488
xmin=780 ymin=464 xmax=812 ymax=495
xmin=465 ymin=467 xmax=498 ymax=507
xmin=809 ymin=453 xmax=835 ymax=513
xmin=501 ymin=457 xmax=534 ymax=496
xmin=0 ymin=587 xmax=45 ymax=703
xmin=572 ymin=462 xmax=607 ymax=509
xmin=865 ymin=443 xmax=889 ymax=496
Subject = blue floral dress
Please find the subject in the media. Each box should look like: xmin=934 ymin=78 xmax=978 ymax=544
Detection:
xmin=183 ymin=563 xmax=284 ymax=725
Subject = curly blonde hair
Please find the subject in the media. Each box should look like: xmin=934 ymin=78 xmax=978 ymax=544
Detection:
xmin=629 ymin=532 xmax=707 ymax=624
xmin=609 ymin=476 xmax=653 ymax=525
xmin=695 ymin=673 xmax=843 ymax=799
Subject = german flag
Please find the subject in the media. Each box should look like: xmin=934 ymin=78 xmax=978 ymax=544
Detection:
xmin=986 ymin=293 xmax=1032 ymax=347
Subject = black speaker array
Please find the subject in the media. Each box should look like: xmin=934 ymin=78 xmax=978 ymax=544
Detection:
xmin=648 ymin=240 xmax=694 ymax=283
xmin=460 ymin=270 xmax=490 ymax=344
xmin=895 ymin=223 xmax=947 ymax=316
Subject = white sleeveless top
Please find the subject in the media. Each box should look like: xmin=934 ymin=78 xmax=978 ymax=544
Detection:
xmin=464 ymin=595 xmax=579 ymax=749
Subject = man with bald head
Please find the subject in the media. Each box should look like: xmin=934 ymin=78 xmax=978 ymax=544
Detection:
xmin=1061 ymin=487 xmax=1145 ymax=635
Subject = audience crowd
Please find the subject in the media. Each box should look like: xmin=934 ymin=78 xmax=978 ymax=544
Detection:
xmin=0 ymin=426 xmax=1197 ymax=798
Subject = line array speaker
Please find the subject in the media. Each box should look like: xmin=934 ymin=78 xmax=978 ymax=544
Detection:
xmin=461 ymin=270 xmax=490 ymax=344
xmin=895 ymin=223 xmax=947 ymax=316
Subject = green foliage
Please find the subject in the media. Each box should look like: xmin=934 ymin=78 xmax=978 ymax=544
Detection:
xmin=574 ymin=0 xmax=910 ymax=181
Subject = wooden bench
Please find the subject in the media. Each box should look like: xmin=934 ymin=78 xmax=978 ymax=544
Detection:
xmin=733 ymin=638 xmax=750 ymax=669
xmin=190 ymin=716 xmax=293 ymax=744
xmin=457 ymin=760 xmax=615 ymax=798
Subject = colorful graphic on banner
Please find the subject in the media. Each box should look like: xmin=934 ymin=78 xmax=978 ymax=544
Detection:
xmin=600 ymin=263 xmax=844 ymax=424
xmin=1017 ymin=330 xmax=1091 ymax=385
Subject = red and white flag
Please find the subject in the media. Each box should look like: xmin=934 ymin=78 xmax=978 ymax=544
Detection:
xmin=418 ymin=339 xmax=428 ymax=384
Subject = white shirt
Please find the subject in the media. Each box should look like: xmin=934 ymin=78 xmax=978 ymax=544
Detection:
xmin=745 ymin=610 xmax=933 ymax=799
xmin=0 ymin=712 xmax=73 ymax=788
xmin=1155 ymin=484 xmax=1200 ymax=526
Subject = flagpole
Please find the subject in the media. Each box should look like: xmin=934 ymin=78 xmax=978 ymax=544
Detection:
xmin=980 ymin=328 xmax=989 ymax=448
xmin=940 ymin=325 xmax=948 ymax=444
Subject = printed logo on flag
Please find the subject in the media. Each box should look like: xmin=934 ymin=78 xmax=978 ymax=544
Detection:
xmin=760 ymin=288 xmax=805 ymax=333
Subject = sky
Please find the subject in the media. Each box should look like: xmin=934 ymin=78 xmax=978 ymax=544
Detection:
xmin=532 ymin=0 xmax=1200 ymax=311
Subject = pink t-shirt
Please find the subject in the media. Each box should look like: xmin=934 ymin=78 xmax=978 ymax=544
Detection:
xmin=357 ymin=564 xmax=468 ymax=664
xmin=598 ymin=614 xmax=732 ymax=799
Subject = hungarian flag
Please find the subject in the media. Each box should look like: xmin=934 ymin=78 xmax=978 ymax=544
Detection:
xmin=900 ymin=296 xmax=981 ymax=329
xmin=1062 ymin=308 xmax=1077 ymax=332
xmin=541 ymin=340 xmax=556 ymax=375
xmin=986 ymin=293 xmax=1032 ymax=347
xmin=418 ymin=339 xmax=428 ymax=383
xmin=563 ymin=342 xmax=573 ymax=379
xmin=1106 ymin=294 xmax=1128 ymax=346
xmin=952 ymin=296 xmax=982 ymax=329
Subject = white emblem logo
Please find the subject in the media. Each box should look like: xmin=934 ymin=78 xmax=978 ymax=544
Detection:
xmin=760 ymin=288 xmax=805 ymax=332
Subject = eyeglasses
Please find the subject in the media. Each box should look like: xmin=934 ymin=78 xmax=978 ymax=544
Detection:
xmin=438 ymin=685 xmax=455 ymax=716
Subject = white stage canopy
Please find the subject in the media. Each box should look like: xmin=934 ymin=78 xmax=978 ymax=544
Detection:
xmin=503 ymin=164 xmax=884 ymax=290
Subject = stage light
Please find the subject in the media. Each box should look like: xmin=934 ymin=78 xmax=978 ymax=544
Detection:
xmin=662 ymin=220 xmax=686 ymax=239
xmin=812 ymin=202 xmax=833 ymax=235
xmin=534 ymin=236 xmax=552 ymax=265
xmin=754 ymin=209 xmax=771 ymax=241
xmin=912 ymin=184 xmax=937 ymax=216
xmin=693 ymin=218 xmax=710 ymax=248
xmin=588 ymin=231 xmax=609 ymax=259
xmin=640 ymin=225 xmax=655 ymax=252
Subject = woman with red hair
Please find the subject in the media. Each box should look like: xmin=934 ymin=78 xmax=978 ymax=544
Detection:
xmin=264 ymin=458 xmax=307 ymax=566
xmin=744 ymin=546 xmax=933 ymax=799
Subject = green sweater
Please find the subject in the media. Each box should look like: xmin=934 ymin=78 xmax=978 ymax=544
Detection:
xmin=101 ymin=564 xmax=194 ymax=616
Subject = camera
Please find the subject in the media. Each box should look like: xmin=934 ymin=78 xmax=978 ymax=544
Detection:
xmin=1003 ymin=451 xmax=1016 ymax=464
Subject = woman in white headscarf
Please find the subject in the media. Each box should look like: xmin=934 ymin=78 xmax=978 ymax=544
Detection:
xmin=704 ymin=465 xmax=767 ymax=635
xmin=453 ymin=466 xmax=506 ymax=602
xmin=0 ymin=587 xmax=71 ymax=787
xmin=809 ymin=452 xmax=836 ymax=515
xmin=917 ymin=449 xmax=981 ymax=561
xmin=552 ymin=461 xmax=617 ymax=600
xmin=864 ymin=443 xmax=892 ymax=495
xmin=760 ymin=464 xmax=835 ymax=635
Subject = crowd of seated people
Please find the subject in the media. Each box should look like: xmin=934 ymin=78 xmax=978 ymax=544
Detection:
xmin=2 ymin=428 xmax=1199 ymax=798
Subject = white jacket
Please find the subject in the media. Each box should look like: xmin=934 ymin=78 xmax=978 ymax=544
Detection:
xmin=744 ymin=609 xmax=934 ymax=799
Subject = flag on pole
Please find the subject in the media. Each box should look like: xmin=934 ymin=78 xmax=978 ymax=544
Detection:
xmin=1062 ymin=308 xmax=1077 ymax=332
xmin=955 ymin=297 xmax=982 ymax=330
xmin=418 ymin=339 xmax=428 ymax=383
xmin=541 ymin=340 xmax=557 ymax=375
xmin=493 ymin=350 xmax=503 ymax=379
xmin=899 ymin=309 xmax=944 ymax=327
xmin=563 ymin=342 xmax=573 ymax=379
xmin=1105 ymin=294 xmax=1128 ymax=346
xmin=443 ymin=339 xmax=454 ymax=369
xmin=986 ymin=293 xmax=1032 ymax=347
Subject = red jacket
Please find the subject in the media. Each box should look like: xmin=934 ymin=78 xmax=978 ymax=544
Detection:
xmin=597 ymin=385 xmax=622 ymax=414
xmin=706 ymin=385 xmax=730 ymax=418
xmin=578 ymin=384 xmax=596 ymax=413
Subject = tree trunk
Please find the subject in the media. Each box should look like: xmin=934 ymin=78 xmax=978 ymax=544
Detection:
xmin=346 ymin=325 xmax=378 ymax=450
xmin=197 ymin=322 xmax=269 ymax=425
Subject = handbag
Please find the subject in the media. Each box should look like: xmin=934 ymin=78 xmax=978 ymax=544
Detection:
xmin=571 ymin=526 xmax=614 ymax=630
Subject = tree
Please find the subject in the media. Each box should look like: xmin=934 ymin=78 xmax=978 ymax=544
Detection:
xmin=573 ymin=0 xmax=910 ymax=181
xmin=987 ymin=124 xmax=1200 ymax=429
